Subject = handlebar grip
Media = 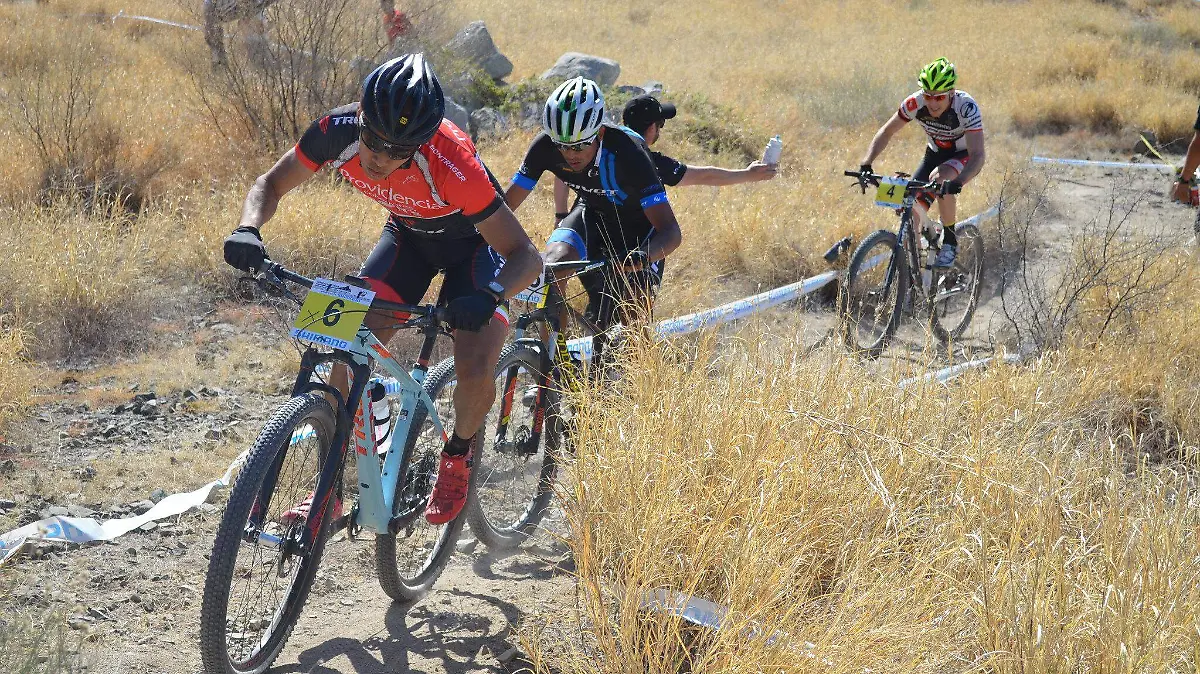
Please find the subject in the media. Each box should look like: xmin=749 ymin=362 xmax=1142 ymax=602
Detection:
xmin=844 ymin=170 xmax=863 ymax=177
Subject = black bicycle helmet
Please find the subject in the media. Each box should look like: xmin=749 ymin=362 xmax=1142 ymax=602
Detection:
xmin=360 ymin=53 xmax=445 ymax=146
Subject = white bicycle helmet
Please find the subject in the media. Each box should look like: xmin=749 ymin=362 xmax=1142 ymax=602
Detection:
xmin=542 ymin=77 xmax=605 ymax=143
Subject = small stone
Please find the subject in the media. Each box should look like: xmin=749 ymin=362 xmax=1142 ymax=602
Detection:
xmin=128 ymin=592 xmax=142 ymax=603
xmin=198 ymin=503 xmax=218 ymax=515
xmin=182 ymin=389 xmax=200 ymax=402
xmin=66 ymin=505 xmax=95 ymax=519
xmin=0 ymin=459 xmax=14 ymax=476
xmin=130 ymin=500 xmax=155 ymax=515
xmin=101 ymin=424 xmax=119 ymax=438
xmin=138 ymin=521 xmax=158 ymax=533
xmin=148 ymin=488 xmax=168 ymax=504
xmin=0 ymin=499 xmax=16 ymax=510
xmin=205 ymin=428 xmax=224 ymax=441
xmin=455 ymin=537 xmax=479 ymax=554
xmin=74 ymin=466 xmax=97 ymax=481
xmin=128 ymin=383 xmax=139 ymax=392
xmin=39 ymin=505 xmax=69 ymax=519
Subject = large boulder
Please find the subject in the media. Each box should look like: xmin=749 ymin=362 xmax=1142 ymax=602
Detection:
xmin=445 ymin=21 xmax=513 ymax=81
xmin=540 ymin=52 xmax=620 ymax=87
xmin=469 ymin=107 xmax=508 ymax=140
xmin=444 ymin=98 xmax=471 ymax=134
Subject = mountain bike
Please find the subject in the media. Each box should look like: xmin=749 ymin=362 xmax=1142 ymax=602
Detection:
xmin=199 ymin=261 xmax=473 ymax=674
xmin=839 ymin=168 xmax=985 ymax=357
xmin=415 ymin=259 xmax=605 ymax=551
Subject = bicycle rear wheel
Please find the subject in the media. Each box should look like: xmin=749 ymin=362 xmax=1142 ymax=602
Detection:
xmin=930 ymin=223 xmax=985 ymax=344
xmin=467 ymin=342 xmax=562 ymax=550
xmin=199 ymin=393 xmax=337 ymax=674
xmin=841 ymin=229 xmax=907 ymax=358
xmin=375 ymin=357 xmax=468 ymax=602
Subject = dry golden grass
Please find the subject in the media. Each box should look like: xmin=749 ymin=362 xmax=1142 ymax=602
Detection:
xmin=550 ymin=281 xmax=1200 ymax=670
xmin=0 ymin=319 xmax=32 ymax=432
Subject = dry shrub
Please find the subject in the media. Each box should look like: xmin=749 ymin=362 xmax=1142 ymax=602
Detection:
xmin=0 ymin=607 xmax=84 ymax=674
xmin=994 ymin=169 xmax=1193 ymax=352
xmin=0 ymin=318 xmax=32 ymax=431
xmin=548 ymin=318 xmax=1200 ymax=672
xmin=0 ymin=201 xmax=157 ymax=358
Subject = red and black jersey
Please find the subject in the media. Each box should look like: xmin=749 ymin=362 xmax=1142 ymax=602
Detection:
xmin=295 ymin=103 xmax=503 ymax=239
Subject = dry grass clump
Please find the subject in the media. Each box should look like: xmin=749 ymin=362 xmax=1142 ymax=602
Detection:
xmin=552 ymin=289 xmax=1200 ymax=670
xmin=0 ymin=319 xmax=32 ymax=431
xmin=0 ymin=606 xmax=84 ymax=674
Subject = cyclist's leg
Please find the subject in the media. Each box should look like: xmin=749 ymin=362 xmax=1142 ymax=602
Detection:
xmin=327 ymin=223 xmax=436 ymax=407
xmin=545 ymin=208 xmax=588 ymax=329
xmin=929 ymin=151 xmax=971 ymax=248
xmin=425 ymin=238 xmax=509 ymax=524
xmin=438 ymin=241 xmax=511 ymax=440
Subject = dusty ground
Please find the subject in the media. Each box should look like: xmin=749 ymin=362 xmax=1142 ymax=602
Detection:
xmin=0 ymin=159 xmax=1195 ymax=674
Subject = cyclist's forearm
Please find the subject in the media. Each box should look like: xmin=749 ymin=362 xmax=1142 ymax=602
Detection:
xmin=239 ymin=176 xmax=281 ymax=230
xmin=1182 ymin=132 xmax=1200 ymax=180
xmin=646 ymin=227 xmax=681 ymax=262
xmin=957 ymin=149 xmax=986 ymax=185
xmin=493 ymin=243 xmax=542 ymax=300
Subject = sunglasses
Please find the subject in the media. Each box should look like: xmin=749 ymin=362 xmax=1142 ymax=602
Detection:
xmin=359 ymin=123 xmax=420 ymax=160
xmin=923 ymin=91 xmax=952 ymax=102
xmin=553 ymin=138 xmax=595 ymax=152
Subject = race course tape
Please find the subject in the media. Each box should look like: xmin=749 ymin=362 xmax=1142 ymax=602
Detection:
xmin=1032 ymin=156 xmax=1175 ymax=172
xmin=0 ymin=448 xmax=249 ymax=568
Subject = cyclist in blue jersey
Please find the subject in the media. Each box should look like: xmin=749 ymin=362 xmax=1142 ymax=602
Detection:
xmin=504 ymin=77 xmax=682 ymax=341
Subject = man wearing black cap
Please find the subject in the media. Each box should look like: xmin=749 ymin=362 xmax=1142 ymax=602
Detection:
xmin=548 ymin=93 xmax=777 ymax=329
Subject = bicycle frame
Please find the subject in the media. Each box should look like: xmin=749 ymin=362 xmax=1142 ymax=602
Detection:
xmin=249 ymin=314 xmax=449 ymax=554
xmin=492 ymin=262 xmax=605 ymax=451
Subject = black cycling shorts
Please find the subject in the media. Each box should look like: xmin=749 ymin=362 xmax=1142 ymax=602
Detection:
xmin=360 ymin=224 xmax=508 ymax=323
xmin=914 ymin=145 xmax=970 ymax=183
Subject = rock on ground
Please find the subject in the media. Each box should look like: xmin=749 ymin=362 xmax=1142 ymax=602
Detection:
xmin=445 ymin=21 xmax=513 ymax=81
xmin=540 ymin=52 xmax=621 ymax=87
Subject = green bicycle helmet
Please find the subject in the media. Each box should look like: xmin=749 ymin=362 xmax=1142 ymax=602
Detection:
xmin=918 ymin=57 xmax=957 ymax=92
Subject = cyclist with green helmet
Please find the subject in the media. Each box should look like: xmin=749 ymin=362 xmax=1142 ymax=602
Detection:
xmin=858 ymin=57 xmax=987 ymax=267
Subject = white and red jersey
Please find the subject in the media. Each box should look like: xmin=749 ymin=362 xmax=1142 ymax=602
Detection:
xmin=295 ymin=103 xmax=503 ymax=238
xmin=897 ymin=90 xmax=984 ymax=152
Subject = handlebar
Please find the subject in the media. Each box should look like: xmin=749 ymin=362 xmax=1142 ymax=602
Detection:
xmin=256 ymin=260 xmax=448 ymax=326
xmin=844 ymin=169 xmax=941 ymax=197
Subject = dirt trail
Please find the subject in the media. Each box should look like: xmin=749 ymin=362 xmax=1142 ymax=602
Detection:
xmin=2 ymin=162 xmax=1195 ymax=674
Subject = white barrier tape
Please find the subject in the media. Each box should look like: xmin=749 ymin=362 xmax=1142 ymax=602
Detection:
xmin=0 ymin=448 xmax=250 ymax=568
xmin=1031 ymin=156 xmax=1174 ymax=172
xmin=111 ymin=10 xmax=201 ymax=31
xmin=896 ymin=353 xmax=1024 ymax=390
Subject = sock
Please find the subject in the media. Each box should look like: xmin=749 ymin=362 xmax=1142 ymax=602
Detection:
xmin=942 ymin=223 xmax=958 ymax=247
xmin=445 ymin=432 xmax=474 ymax=456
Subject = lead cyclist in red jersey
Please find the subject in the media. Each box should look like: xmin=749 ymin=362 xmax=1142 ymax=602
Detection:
xmin=858 ymin=57 xmax=987 ymax=268
xmin=221 ymin=54 xmax=542 ymax=526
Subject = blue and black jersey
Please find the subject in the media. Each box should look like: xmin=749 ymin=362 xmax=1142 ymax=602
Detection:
xmin=513 ymin=124 xmax=669 ymax=254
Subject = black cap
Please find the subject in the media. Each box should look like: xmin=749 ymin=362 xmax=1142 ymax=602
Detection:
xmin=622 ymin=94 xmax=677 ymax=134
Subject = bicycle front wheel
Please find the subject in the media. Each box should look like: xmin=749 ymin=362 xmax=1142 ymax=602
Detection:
xmin=930 ymin=223 xmax=985 ymax=344
xmin=467 ymin=342 xmax=562 ymax=550
xmin=199 ymin=393 xmax=337 ymax=674
xmin=375 ymin=357 xmax=468 ymax=602
xmin=841 ymin=229 xmax=907 ymax=357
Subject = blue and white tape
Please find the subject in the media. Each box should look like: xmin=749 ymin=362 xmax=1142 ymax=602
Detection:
xmin=0 ymin=447 xmax=250 ymax=567
xmin=1031 ymin=156 xmax=1174 ymax=172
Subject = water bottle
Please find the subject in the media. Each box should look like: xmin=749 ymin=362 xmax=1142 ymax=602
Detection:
xmin=369 ymin=381 xmax=391 ymax=445
xmin=761 ymin=135 xmax=782 ymax=166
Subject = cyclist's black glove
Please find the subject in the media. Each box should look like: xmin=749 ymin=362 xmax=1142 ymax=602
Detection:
xmin=223 ymin=226 xmax=267 ymax=272
xmin=445 ymin=289 xmax=499 ymax=332
xmin=941 ymin=180 xmax=963 ymax=196
xmin=859 ymin=163 xmax=873 ymax=176
xmin=624 ymin=249 xmax=650 ymax=271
